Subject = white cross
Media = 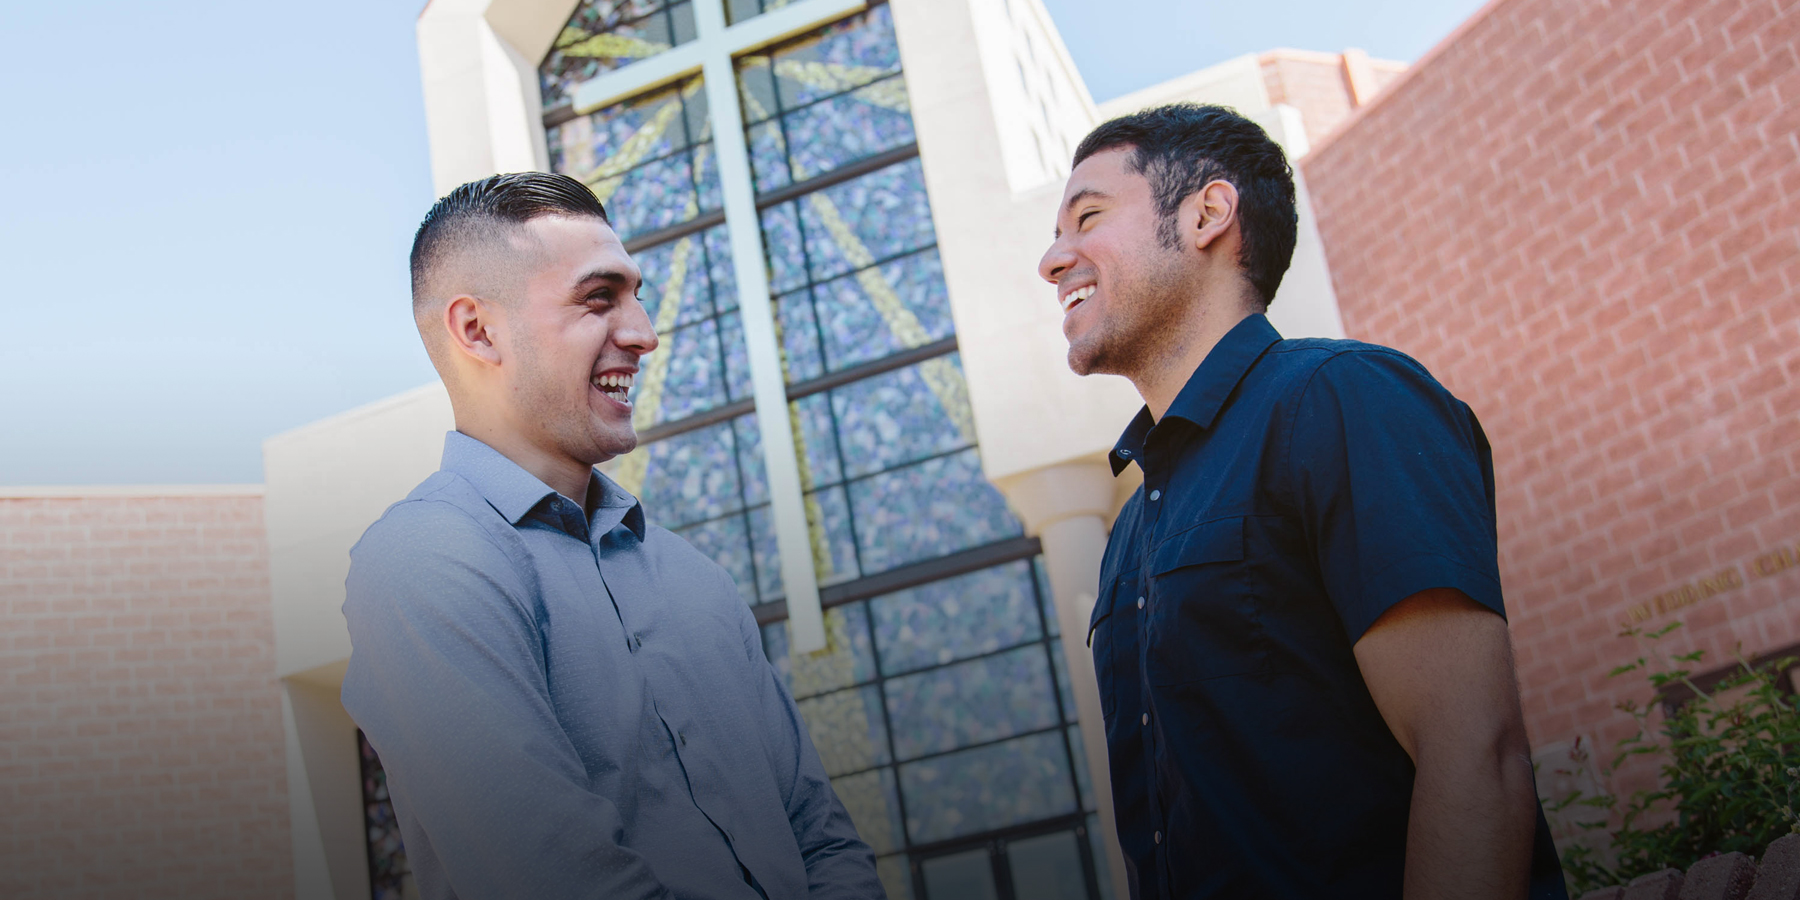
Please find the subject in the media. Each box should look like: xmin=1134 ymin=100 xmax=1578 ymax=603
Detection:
xmin=571 ymin=0 xmax=869 ymax=654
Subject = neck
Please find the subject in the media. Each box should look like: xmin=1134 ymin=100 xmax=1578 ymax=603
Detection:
xmin=454 ymin=412 xmax=593 ymax=504
xmin=1133 ymin=298 xmax=1257 ymax=422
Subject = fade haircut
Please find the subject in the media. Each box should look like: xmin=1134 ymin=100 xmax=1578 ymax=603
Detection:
xmin=1072 ymin=103 xmax=1298 ymax=306
xmin=409 ymin=172 xmax=610 ymax=311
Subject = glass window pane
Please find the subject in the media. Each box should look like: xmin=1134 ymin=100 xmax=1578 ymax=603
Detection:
xmin=748 ymin=502 xmax=782 ymax=600
xmin=672 ymin=513 xmax=756 ymax=606
xmin=767 ymin=5 xmax=903 ymax=110
xmin=920 ymin=848 xmax=998 ymax=900
xmin=899 ymin=731 xmax=1078 ymax=844
xmin=631 ymin=421 xmax=744 ymax=529
xmin=791 ymin=393 xmax=842 ymax=488
xmin=547 ymin=80 xmax=693 ymax=172
xmin=539 ymin=1 xmax=685 ymax=109
xmin=848 ymin=448 xmax=1023 ymax=574
xmin=798 ymin=159 xmax=937 ymax=284
xmin=641 ymin=317 xmax=727 ymax=424
xmin=717 ymin=310 xmax=752 ymax=401
xmin=733 ymin=414 xmax=769 ymax=506
xmin=870 ymin=560 xmax=1042 ymax=676
xmin=1034 ymin=556 xmax=1059 ymax=637
xmin=747 ymin=119 xmax=793 ymax=192
xmin=607 ymin=150 xmax=703 ymax=242
xmin=832 ymin=768 xmax=905 ymax=855
xmin=1050 ymin=641 xmax=1077 ymax=721
xmin=762 ymin=601 xmax=876 ymax=699
xmin=1086 ymin=813 xmax=1116 ymax=900
xmin=779 ymin=76 xmax=915 ymax=183
xmin=807 ymin=485 xmax=860 ymax=585
xmin=797 ymin=684 xmax=890 ymax=776
xmin=811 ymin=249 xmax=953 ymax=372
xmin=1006 ymin=831 xmax=1088 ymax=900
xmin=876 ymin=854 xmax=912 ymax=900
xmin=1067 ymin=724 xmax=1091 ymax=812
xmin=634 ymin=233 xmax=717 ymax=330
xmin=703 ymin=225 xmax=737 ymax=313
xmin=884 ymin=646 xmax=1060 ymax=760
xmin=760 ymin=202 xmax=809 ymax=294
xmin=830 ymin=353 xmax=976 ymax=479
xmin=777 ymin=289 xmax=826 ymax=384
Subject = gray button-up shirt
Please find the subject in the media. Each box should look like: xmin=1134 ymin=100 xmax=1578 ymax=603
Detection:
xmin=342 ymin=432 xmax=880 ymax=900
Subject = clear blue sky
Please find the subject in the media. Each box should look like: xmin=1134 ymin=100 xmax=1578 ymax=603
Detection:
xmin=1 ymin=0 xmax=1484 ymax=485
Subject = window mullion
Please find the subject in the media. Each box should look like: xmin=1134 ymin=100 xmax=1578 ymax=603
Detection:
xmin=693 ymin=0 xmax=828 ymax=653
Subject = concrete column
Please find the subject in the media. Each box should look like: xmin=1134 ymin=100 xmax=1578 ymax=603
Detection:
xmin=995 ymin=459 xmax=1130 ymax=900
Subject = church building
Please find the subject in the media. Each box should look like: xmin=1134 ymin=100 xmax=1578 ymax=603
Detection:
xmin=3 ymin=0 xmax=1794 ymax=898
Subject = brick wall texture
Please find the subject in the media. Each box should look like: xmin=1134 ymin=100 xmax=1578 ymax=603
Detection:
xmin=1260 ymin=50 xmax=1407 ymax=145
xmin=1301 ymin=0 xmax=1800 ymax=764
xmin=0 ymin=495 xmax=293 ymax=899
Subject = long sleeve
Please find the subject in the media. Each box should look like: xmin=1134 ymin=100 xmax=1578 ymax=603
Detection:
xmin=341 ymin=500 xmax=673 ymax=900
xmin=737 ymin=604 xmax=884 ymax=899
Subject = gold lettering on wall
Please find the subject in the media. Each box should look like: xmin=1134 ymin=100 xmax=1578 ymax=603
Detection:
xmin=1618 ymin=539 xmax=1799 ymax=627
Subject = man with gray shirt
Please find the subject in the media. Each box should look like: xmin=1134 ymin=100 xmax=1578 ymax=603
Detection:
xmin=341 ymin=172 xmax=881 ymax=899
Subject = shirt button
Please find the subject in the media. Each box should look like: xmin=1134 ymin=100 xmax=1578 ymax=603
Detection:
xmin=1137 ymin=596 xmax=1145 ymax=609
xmin=679 ymin=732 xmax=687 ymax=746
xmin=1141 ymin=713 xmax=1149 ymax=726
xmin=1117 ymin=449 xmax=1131 ymax=457
xmin=632 ymin=634 xmax=643 ymax=650
xmin=1149 ymin=489 xmax=1161 ymax=501
xmin=1154 ymin=831 xmax=1163 ymax=844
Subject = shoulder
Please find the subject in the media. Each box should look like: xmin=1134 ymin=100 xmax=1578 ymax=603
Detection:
xmin=352 ymin=473 xmax=504 ymax=560
xmin=1267 ymin=338 xmax=1443 ymax=390
xmin=346 ymin=473 xmax=526 ymax=606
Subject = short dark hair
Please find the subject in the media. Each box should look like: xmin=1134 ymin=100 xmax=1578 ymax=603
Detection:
xmin=409 ymin=172 xmax=610 ymax=304
xmin=1072 ymin=103 xmax=1297 ymax=306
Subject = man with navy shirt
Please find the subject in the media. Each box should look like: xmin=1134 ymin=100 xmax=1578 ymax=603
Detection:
xmin=1037 ymin=104 xmax=1568 ymax=898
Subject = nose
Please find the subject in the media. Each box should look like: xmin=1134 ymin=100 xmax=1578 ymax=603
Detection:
xmin=1038 ymin=235 xmax=1075 ymax=285
xmin=617 ymin=294 xmax=660 ymax=357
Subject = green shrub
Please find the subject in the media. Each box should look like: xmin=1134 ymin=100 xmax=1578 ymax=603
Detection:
xmin=1549 ymin=622 xmax=1800 ymax=894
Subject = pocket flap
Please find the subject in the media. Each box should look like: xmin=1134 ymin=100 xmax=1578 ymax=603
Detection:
xmin=1087 ymin=582 xmax=1121 ymax=647
xmin=1150 ymin=517 xmax=1245 ymax=575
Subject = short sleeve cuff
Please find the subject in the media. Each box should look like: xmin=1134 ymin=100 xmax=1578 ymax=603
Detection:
xmin=1340 ymin=552 xmax=1506 ymax=643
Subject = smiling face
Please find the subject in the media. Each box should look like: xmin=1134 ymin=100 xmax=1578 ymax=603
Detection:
xmin=1038 ymin=146 xmax=1196 ymax=380
xmin=499 ymin=214 xmax=658 ymax=469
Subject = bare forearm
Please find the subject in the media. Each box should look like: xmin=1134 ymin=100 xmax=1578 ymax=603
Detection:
xmin=1403 ymin=745 xmax=1537 ymax=900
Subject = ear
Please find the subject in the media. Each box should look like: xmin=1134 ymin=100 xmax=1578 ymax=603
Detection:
xmin=1180 ymin=179 xmax=1240 ymax=254
xmin=444 ymin=295 xmax=505 ymax=367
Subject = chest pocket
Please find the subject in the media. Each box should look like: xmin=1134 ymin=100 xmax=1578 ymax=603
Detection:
xmin=1144 ymin=516 xmax=1266 ymax=685
xmin=1087 ymin=570 xmax=1140 ymax=724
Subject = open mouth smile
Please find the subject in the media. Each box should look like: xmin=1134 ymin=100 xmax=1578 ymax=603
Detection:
xmin=592 ymin=371 xmax=634 ymax=408
xmin=1060 ymin=284 xmax=1095 ymax=312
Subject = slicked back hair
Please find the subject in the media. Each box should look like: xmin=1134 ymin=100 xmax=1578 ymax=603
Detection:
xmin=1072 ymin=103 xmax=1297 ymax=306
xmin=409 ymin=172 xmax=610 ymax=309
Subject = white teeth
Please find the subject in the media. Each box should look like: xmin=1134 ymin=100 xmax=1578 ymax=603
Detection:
xmin=1061 ymin=284 xmax=1095 ymax=310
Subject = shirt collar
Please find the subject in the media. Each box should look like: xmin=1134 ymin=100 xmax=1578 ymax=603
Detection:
xmin=440 ymin=431 xmax=646 ymax=540
xmin=1108 ymin=314 xmax=1282 ymax=475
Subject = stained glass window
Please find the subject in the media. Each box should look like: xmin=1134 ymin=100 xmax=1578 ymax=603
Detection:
xmin=542 ymin=3 xmax=1100 ymax=896
xmin=541 ymin=1 xmax=698 ymax=110
xmin=358 ymin=730 xmax=415 ymax=900
xmin=759 ymin=557 xmax=1100 ymax=898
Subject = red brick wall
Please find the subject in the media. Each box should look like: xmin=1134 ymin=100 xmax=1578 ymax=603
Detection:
xmin=1262 ymin=51 xmax=1360 ymax=144
xmin=1301 ymin=0 xmax=1800 ymax=763
xmin=1 ymin=494 xmax=293 ymax=899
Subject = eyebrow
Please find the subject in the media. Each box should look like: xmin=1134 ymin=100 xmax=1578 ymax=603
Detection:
xmin=1053 ymin=188 xmax=1110 ymax=238
xmin=570 ymin=267 xmax=639 ymax=295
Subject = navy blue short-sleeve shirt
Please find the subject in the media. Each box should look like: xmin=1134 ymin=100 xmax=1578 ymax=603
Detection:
xmin=1092 ymin=314 xmax=1565 ymax=899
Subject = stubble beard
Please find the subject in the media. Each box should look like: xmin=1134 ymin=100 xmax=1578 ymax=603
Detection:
xmin=1066 ymin=249 xmax=1191 ymax=383
xmin=510 ymin=330 xmax=638 ymax=468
